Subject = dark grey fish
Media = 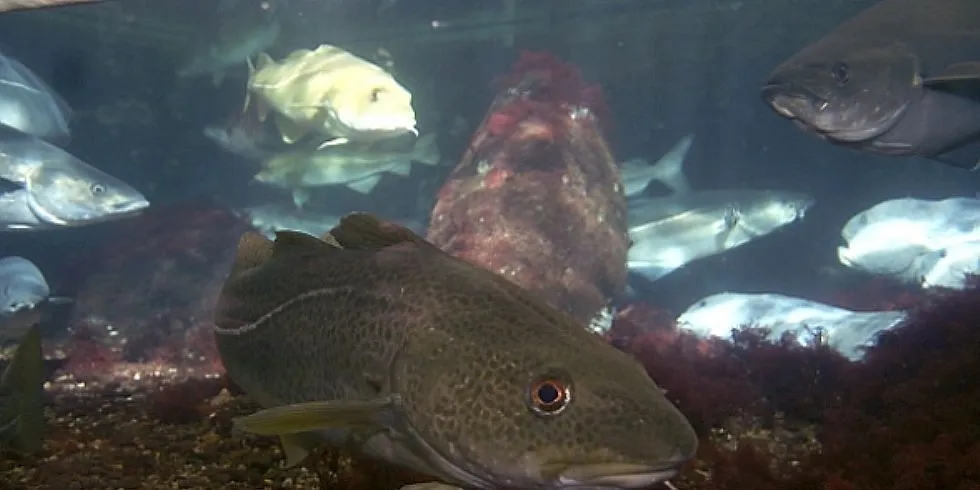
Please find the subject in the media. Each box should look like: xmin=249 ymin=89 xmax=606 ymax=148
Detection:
xmin=761 ymin=0 xmax=980 ymax=169
xmin=0 ymin=322 xmax=43 ymax=454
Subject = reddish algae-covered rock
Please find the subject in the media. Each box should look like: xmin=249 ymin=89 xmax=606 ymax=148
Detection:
xmin=426 ymin=51 xmax=628 ymax=328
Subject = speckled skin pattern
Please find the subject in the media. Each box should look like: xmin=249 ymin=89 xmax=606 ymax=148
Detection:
xmin=426 ymin=52 xmax=629 ymax=328
xmin=212 ymin=214 xmax=696 ymax=489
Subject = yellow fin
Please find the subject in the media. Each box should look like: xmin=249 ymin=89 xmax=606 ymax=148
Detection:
xmin=271 ymin=230 xmax=340 ymax=260
xmin=275 ymin=113 xmax=309 ymax=144
xmin=231 ymin=397 xmax=396 ymax=436
xmin=278 ymin=433 xmax=313 ymax=468
xmin=330 ymin=213 xmax=430 ymax=251
xmin=229 ymin=232 xmax=274 ymax=277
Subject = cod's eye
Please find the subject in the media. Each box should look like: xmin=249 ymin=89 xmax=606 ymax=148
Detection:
xmin=831 ymin=62 xmax=849 ymax=85
xmin=526 ymin=376 xmax=571 ymax=416
xmin=90 ymin=183 xmax=106 ymax=195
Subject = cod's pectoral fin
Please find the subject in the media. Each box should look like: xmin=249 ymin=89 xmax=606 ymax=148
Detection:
xmin=922 ymin=62 xmax=980 ymax=88
xmin=330 ymin=213 xmax=430 ymax=251
xmin=929 ymin=139 xmax=980 ymax=171
xmin=232 ymin=397 xmax=399 ymax=436
xmin=346 ymin=174 xmax=382 ymax=194
xmin=275 ymin=114 xmax=309 ymax=144
xmin=271 ymin=230 xmax=343 ymax=259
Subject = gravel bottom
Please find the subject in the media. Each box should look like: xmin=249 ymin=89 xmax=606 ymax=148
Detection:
xmin=0 ymin=374 xmax=426 ymax=490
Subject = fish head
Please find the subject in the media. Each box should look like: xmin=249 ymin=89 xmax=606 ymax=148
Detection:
xmin=24 ymin=164 xmax=149 ymax=226
xmin=736 ymin=191 xmax=814 ymax=231
xmin=676 ymin=293 xmax=748 ymax=335
xmin=328 ymin=72 xmax=417 ymax=138
xmin=837 ymin=219 xmax=935 ymax=276
xmin=762 ymin=45 xmax=920 ymax=143
xmin=394 ymin=319 xmax=697 ymax=489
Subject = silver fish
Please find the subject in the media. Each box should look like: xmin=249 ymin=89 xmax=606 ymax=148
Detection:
xmin=0 ymin=51 xmax=71 ymax=143
xmin=255 ymin=133 xmax=441 ymax=208
xmin=235 ymin=202 xmax=343 ymax=240
xmin=676 ymin=292 xmax=908 ymax=361
xmin=0 ymin=256 xmax=48 ymax=315
xmin=837 ymin=197 xmax=980 ymax=283
xmin=0 ymin=256 xmax=52 ymax=344
xmin=236 ymin=201 xmax=426 ymax=240
xmin=0 ymin=125 xmax=149 ymax=231
xmin=0 ymin=0 xmax=98 ymax=14
xmin=761 ymin=0 xmax=980 ymax=169
xmin=920 ymin=241 xmax=980 ymax=289
xmin=619 ymin=134 xmax=693 ymax=198
xmin=627 ymin=190 xmax=814 ymax=281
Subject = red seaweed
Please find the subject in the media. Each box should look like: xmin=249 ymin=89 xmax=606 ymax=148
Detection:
xmin=487 ymin=51 xmax=612 ymax=139
xmin=622 ymin=279 xmax=980 ymax=489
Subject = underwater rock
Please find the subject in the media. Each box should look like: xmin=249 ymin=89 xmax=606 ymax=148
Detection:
xmin=61 ymin=199 xmax=248 ymax=383
xmin=426 ymin=51 xmax=628 ymax=328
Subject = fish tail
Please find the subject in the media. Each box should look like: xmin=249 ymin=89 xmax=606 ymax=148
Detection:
xmin=243 ymin=53 xmax=274 ymax=117
xmin=0 ymin=323 xmax=44 ymax=454
xmin=411 ymin=133 xmax=440 ymax=166
xmin=646 ymin=134 xmax=695 ymax=194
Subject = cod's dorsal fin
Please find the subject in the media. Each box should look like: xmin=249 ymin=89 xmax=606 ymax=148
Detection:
xmin=230 ymin=231 xmax=274 ymax=277
xmin=330 ymin=213 xmax=429 ymax=251
xmin=272 ymin=230 xmax=339 ymax=260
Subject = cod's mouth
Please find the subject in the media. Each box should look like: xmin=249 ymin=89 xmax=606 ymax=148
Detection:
xmin=762 ymin=82 xmax=818 ymax=118
xmin=762 ymin=82 xmax=906 ymax=144
xmin=548 ymin=460 xmax=687 ymax=489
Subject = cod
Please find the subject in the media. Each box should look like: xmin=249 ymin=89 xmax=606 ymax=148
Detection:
xmin=213 ymin=213 xmax=697 ymax=490
xmin=244 ymin=44 xmax=417 ymax=148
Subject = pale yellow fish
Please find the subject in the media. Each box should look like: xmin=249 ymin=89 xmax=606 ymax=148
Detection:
xmin=245 ymin=44 xmax=417 ymax=147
